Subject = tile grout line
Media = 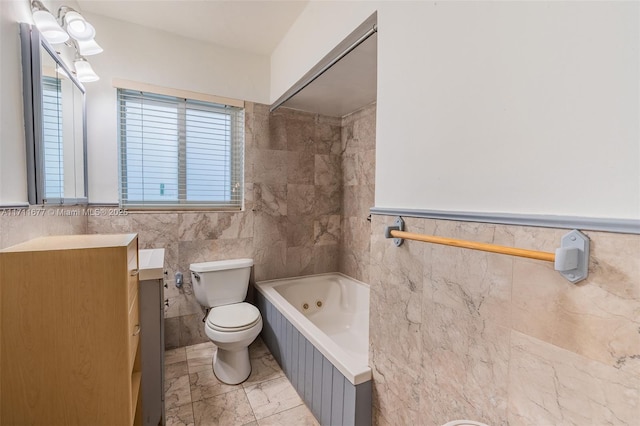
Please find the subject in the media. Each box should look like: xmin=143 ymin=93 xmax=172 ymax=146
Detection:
xmin=168 ymin=340 xmax=313 ymax=426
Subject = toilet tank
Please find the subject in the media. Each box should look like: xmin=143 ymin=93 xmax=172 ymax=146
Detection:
xmin=189 ymin=258 xmax=253 ymax=308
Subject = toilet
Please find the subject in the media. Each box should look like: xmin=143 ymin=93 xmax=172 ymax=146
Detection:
xmin=189 ymin=258 xmax=262 ymax=385
xmin=442 ymin=421 xmax=489 ymax=426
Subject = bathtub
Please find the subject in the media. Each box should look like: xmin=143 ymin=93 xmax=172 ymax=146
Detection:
xmin=255 ymin=273 xmax=372 ymax=426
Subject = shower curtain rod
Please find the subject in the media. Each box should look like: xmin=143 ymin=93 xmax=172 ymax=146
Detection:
xmin=384 ymin=216 xmax=590 ymax=284
xmin=270 ymin=21 xmax=377 ymax=112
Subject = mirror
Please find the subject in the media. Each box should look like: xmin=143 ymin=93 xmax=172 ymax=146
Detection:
xmin=20 ymin=23 xmax=88 ymax=205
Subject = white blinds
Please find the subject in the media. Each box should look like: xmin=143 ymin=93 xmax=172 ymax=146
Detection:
xmin=42 ymin=76 xmax=64 ymax=199
xmin=117 ymin=89 xmax=244 ymax=209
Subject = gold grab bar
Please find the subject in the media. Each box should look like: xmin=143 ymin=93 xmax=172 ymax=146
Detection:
xmin=384 ymin=216 xmax=589 ymax=283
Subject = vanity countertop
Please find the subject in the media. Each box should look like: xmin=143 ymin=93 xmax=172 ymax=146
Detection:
xmin=138 ymin=248 xmax=165 ymax=280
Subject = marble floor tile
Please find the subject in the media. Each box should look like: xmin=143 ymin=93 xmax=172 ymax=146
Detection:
xmin=186 ymin=341 xmax=217 ymax=373
xmin=192 ymin=389 xmax=256 ymax=426
xmin=244 ymin=376 xmax=303 ymax=420
xmin=165 ymin=374 xmax=192 ymax=411
xmin=166 ymin=403 xmax=195 ymax=426
xmin=256 ymin=404 xmax=319 ymax=426
xmin=248 ymin=337 xmax=270 ymax=359
xmin=166 ymin=336 xmax=318 ymax=426
xmin=166 ymin=347 xmax=187 ymax=365
xmin=189 ymin=366 xmax=237 ymax=402
xmin=166 ymin=361 xmax=189 ymax=380
xmin=242 ymin=351 xmax=285 ymax=386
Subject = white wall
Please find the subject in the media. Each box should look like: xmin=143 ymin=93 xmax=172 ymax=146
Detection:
xmin=5 ymin=1 xmax=638 ymax=218
xmin=0 ymin=0 xmax=32 ymax=205
xmin=82 ymin=13 xmax=270 ymax=203
xmin=270 ymin=1 xmax=376 ymax=104
xmin=0 ymin=3 xmax=270 ymax=205
xmin=376 ymin=1 xmax=639 ymax=220
xmin=272 ymin=1 xmax=639 ymax=220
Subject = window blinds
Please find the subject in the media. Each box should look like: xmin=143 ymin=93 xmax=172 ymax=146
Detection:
xmin=117 ymin=89 xmax=245 ymax=209
xmin=42 ymin=76 xmax=64 ymax=199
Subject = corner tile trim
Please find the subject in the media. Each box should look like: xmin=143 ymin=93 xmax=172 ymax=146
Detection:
xmin=370 ymin=207 xmax=640 ymax=235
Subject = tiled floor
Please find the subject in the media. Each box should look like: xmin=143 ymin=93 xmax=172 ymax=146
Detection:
xmin=164 ymin=337 xmax=320 ymax=426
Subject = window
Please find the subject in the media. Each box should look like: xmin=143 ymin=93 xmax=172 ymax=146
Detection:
xmin=117 ymin=89 xmax=244 ymax=209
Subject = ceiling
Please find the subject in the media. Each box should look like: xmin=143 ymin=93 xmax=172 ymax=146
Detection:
xmin=280 ymin=32 xmax=377 ymax=117
xmin=76 ymin=0 xmax=309 ymax=55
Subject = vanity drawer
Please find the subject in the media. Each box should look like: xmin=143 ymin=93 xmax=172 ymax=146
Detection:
xmin=128 ymin=292 xmax=140 ymax=370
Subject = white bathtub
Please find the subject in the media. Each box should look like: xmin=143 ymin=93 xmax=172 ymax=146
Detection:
xmin=255 ymin=273 xmax=371 ymax=385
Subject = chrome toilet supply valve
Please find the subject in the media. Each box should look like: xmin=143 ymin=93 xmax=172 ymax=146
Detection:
xmin=175 ymin=271 xmax=183 ymax=288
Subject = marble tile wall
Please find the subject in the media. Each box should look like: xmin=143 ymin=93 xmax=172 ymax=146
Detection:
xmin=88 ymin=103 xmax=345 ymax=348
xmin=253 ymin=105 xmax=343 ymax=281
xmin=339 ymin=103 xmax=376 ymax=283
xmin=369 ymin=214 xmax=640 ymax=425
xmin=0 ymin=206 xmax=88 ymax=249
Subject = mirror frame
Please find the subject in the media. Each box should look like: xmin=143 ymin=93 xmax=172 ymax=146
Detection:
xmin=20 ymin=23 xmax=88 ymax=205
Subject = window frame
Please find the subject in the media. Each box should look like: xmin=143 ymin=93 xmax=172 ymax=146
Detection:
xmin=116 ymin=85 xmax=245 ymax=211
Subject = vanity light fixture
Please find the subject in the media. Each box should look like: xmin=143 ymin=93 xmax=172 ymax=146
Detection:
xmin=30 ymin=1 xmax=102 ymax=82
xmin=74 ymin=55 xmax=100 ymax=83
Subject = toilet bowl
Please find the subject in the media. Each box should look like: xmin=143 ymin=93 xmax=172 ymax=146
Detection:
xmin=443 ymin=421 xmax=489 ymax=426
xmin=190 ymin=258 xmax=262 ymax=385
xmin=203 ymin=302 xmax=263 ymax=384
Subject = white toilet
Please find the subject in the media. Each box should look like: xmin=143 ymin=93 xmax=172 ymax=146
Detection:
xmin=190 ymin=258 xmax=262 ymax=385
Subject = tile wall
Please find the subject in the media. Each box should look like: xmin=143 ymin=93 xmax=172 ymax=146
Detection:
xmin=369 ymin=215 xmax=640 ymax=425
xmin=86 ymin=102 xmax=378 ymax=348
xmin=0 ymin=206 xmax=87 ymax=249
xmin=339 ymin=104 xmax=376 ymax=283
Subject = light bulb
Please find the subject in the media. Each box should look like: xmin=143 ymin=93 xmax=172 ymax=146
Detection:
xmin=76 ymin=38 xmax=103 ymax=56
xmin=64 ymin=11 xmax=96 ymax=41
xmin=74 ymin=58 xmax=99 ymax=82
xmin=32 ymin=9 xmax=69 ymax=44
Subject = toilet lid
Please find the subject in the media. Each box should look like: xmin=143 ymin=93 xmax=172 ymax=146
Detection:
xmin=207 ymin=303 xmax=261 ymax=332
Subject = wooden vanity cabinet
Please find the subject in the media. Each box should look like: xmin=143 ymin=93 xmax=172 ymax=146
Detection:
xmin=0 ymin=234 xmax=142 ymax=426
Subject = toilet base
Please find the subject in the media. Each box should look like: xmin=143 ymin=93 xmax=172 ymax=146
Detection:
xmin=213 ymin=347 xmax=251 ymax=385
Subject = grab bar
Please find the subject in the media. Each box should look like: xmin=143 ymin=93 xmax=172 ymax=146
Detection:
xmin=384 ymin=216 xmax=589 ymax=284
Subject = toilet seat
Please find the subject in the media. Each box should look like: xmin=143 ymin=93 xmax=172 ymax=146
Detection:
xmin=207 ymin=302 xmax=261 ymax=332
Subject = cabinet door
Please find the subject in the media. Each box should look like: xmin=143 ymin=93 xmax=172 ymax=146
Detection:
xmin=140 ymin=278 xmax=165 ymax=425
xmin=0 ymin=234 xmax=139 ymax=425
